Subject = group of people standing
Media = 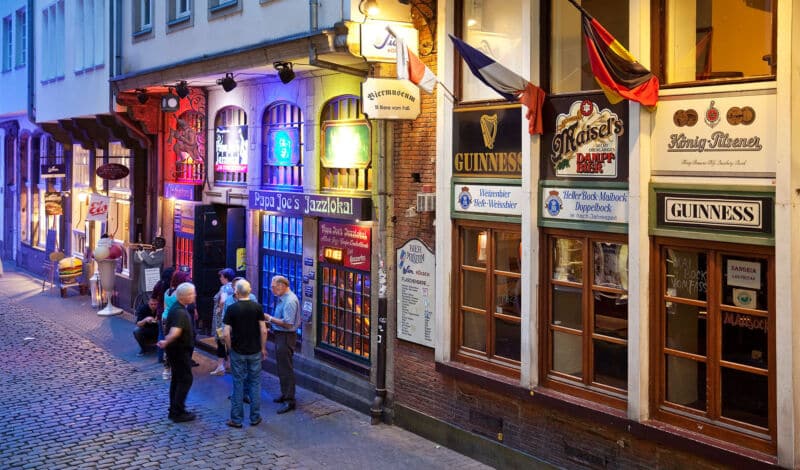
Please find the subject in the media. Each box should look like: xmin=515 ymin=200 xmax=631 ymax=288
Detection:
xmin=132 ymin=266 xmax=301 ymax=426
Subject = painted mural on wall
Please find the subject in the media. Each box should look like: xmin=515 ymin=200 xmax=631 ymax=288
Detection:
xmin=165 ymin=89 xmax=207 ymax=184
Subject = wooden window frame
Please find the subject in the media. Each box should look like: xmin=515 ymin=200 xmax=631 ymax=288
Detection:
xmin=452 ymin=219 xmax=521 ymax=377
xmin=650 ymin=0 xmax=777 ymax=88
xmin=319 ymin=95 xmax=371 ymax=192
xmin=651 ymin=236 xmax=776 ymax=454
xmin=539 ymin=228 xmax=629 ymax=409
xmin=262 ymin=101 xmax=303 ymax=188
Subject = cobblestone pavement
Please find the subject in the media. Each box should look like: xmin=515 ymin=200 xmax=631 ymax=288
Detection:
xmin=0 ymin=268 xmax=492 ymax=470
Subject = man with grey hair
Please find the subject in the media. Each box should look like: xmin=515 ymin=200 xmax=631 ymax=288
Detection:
xmin=265 ymin=275 xmax=300 ymax=414
xmin=223 ymin=279 xmax=267 ymax=427
xmin=157 ymin=282 xmax=197 ymax=423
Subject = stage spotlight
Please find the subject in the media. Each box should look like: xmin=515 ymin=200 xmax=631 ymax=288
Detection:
xmin=359 ymin=0 xmax=379 ymax=16
xmin=136 ymin=89 xmax=149 ymax=104
xmin=273 ymin=62 xmax=295 ymax=84
xmin=175 ymin=81 xmax=190 ymax=99
xmin=217 ymin=73 xmax=237 ymax=92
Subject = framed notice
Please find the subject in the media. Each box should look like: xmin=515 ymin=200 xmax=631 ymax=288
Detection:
xmin=396 ymin=239 xmax=435 ymax=347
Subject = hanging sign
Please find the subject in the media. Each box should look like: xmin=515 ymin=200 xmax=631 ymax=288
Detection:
xmin=41 ymin=163 xmax=66 ymax=178
xmin=360 ymin=21 xmax=418 ymax=62
xmin=362 ymin=78 xmax=421 ymax=120
xmin=96 ymin=163 xmax=130 ymax=180
xmin=214 ymin=125 xmax=249 ymax=172
xmin=86 ymin=193 xmax=110 ymax=221
xmin=45 ymin=192 xmax=63 ymax=215
xmin=396 ymin=239 xmax=435 ymax=348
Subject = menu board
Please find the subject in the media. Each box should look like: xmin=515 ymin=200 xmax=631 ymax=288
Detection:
xmin=396 ymin=239 xmax=435 ymax=347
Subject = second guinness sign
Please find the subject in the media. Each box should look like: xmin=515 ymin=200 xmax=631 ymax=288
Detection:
xmin=452 ymin=104 xmax=522 ymax=178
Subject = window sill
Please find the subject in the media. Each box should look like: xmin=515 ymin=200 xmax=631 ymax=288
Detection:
xmin=435 ymin=360 xmax=778 ymax=466
xmin=133 ymin=27 xmax=152 ymax=38
xmin=167 ymin=15 xmax=191 ymax=27
xmin=73 ymin=64 xmax=104 ymax=76
xmin=40 ymin=75 xmax=65 ymax=85
xmin=209 ymin=1 xmax=238 ymax=14
xmin=14 ymin=63 xmax=25 ymax=70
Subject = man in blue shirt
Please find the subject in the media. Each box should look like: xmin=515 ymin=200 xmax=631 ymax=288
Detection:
xmin=265 ymin=275 xmax=300 ymax=414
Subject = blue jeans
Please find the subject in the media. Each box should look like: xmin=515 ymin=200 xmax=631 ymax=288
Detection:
xmin=230 ymin=350 xmax=262 ymax=425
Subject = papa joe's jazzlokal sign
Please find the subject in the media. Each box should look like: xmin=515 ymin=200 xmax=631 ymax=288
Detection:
xmin=248 ymin=189 xmax=373 ymax=221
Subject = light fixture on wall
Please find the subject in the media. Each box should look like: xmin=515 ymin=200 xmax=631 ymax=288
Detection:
xmin=161 ymin=88 xmax=180 ymax=112
xmin=217 ymin=73 xmax=237 ymax=92
xmin=359 ymin=0 xmax=379 ymax=16
xmin=273 ymin=61 xmax=295 ymax=84
xmin=175 ymin=80 xmax=190 ymax=99
xmin=136 ymin=89 xmax=149 ymax=104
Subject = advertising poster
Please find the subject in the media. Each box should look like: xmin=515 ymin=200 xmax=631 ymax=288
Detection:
xmin=396 ymin=239 xmax=435 ymax=347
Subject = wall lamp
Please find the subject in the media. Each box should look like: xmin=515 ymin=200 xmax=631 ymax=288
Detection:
xmin=359 ymin=0 xmax=379 ymax=16
xmin=136 ymin=89 xmax=149 ymax=104
xmin=274 ymin=61 xmax=296 ymax=84
xmin=175 ymin=81 xmax=190 ymax=99
xmin=217 ymin=73 xmax=237 ymax=92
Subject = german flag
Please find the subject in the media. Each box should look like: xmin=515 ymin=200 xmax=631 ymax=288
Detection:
xmin=581 ymin=13 xmax=659 ymax=108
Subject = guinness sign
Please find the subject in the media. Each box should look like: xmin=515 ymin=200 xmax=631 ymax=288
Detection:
xmin=655 ymin=191 xmax=773 ymax=236
xmin=453 ymin=104 xmax=522 ymax=178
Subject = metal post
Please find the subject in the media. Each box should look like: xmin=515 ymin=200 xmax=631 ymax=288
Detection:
xmin=371 ymin=119 xmax=388 ymax=425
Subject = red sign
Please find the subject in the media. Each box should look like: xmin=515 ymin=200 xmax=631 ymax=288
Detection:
xmin=318 ymin=221 xmax=371 ymax=271
xmin=96 ymin=163 xmax=130 ymax=180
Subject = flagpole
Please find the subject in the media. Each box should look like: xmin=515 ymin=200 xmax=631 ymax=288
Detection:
xmin=565 ymin=0 xmax=592 ymax=18
xmin=386 ymin=26 xmax=457 ymax=103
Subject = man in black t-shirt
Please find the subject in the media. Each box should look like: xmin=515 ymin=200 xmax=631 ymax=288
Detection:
xmin=157 ymin=282 xmax=197 ymax=423
xmin=133 ymin=297 xmax=159 ymax=356
xmin=223 ymin=279 xmax=267 ymax=427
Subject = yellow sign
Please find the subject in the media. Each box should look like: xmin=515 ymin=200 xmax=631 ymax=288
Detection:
xmin=236 ymin=248 xmax=246 ymax=272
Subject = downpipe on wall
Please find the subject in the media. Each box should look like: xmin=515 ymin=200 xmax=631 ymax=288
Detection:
xmin=371 ymin=120 xmax=389 ymax=425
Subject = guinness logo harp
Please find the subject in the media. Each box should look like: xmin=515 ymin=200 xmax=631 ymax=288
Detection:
xmin=480 ymin=114 xmax=498 ymax=149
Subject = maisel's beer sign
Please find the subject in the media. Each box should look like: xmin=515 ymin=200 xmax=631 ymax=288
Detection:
xmin=249 ymin=189 xmax=373 ymax=221
xmin=452 ymin=104 xmax=522 ymax=178
xmin=541 ymin=93 xmax=629 ymax=181
xmin=655 ymin=191 xmax=774 ymax=235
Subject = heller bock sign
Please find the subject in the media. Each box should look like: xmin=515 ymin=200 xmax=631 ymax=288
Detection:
xmin=542 ymin=187 xmax=629 ymax=224
xmin=249 ymin=189 xmax=373 ymax=221
xmin=362 ymin=78 xmax=420 ymax=120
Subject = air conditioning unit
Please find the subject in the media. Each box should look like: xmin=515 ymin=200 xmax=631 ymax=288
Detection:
xmin=416 ymin=192 xmax=436 ymax=212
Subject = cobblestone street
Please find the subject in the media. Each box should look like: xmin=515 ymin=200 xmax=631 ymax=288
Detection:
xmin=0 ymin=269 xmax=491 ymax=470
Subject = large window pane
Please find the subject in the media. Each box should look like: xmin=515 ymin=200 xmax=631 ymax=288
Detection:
xmin=721 ymin=311 xmax=767 ymax=370
xmin=550 ymin=0 xmax=629 ymax=93
xmin=666 ymin=355 xmax=706 ymax=411
xmin=460 ymin=0 xmax=523 ymax=101
xmin=721 ymin=367 xmax=768 ymax=428
xmin=553 ymin=238 xmax=583 ymax=282
xmin=594 ymin=292 xmax=627 ymax=339
xmin=593 ymin=242 xmax=628 ymax=289
xmin=462 ymin=310 xmax=486 ymax=352
xmin=463 ymin=228 xmax=488 ymax=267
xmin=495 ymin=275 xmax=520 ymax=317
xmin=494 ymin=318 xmax=520 ymax=361
xmin=495 ymin=231 xmax=521 ymax=272
xmin=463 ymin=270 xmax=486 ymax=310
xmin=660 ymin=0 xmax=775 ymax=84
xmin=552 ymin=285 xmax=582 ymax=330
xmin=593 ymin=339 xmax=627 ymax=390
xmin=722 ymin=256 xmax=768 ymax=310
xmin=666 ymin=303 xmax=707 ymax=356
xmin=666 ymin=249 xmax=707 ymax=301
xmin=553 ymin=331 xmax=582 ymax=378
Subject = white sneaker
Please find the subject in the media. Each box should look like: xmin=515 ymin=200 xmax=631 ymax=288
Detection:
xmin=162 ymin=368 xmax=171 ymax=380
xmin=210 ymin=365 xmax=225 ymax=376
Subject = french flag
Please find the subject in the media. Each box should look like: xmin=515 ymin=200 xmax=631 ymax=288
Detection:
xmin=396 ymin=36 xmax=436 ymax=94
xmin=450 ymin=34 xmax=546 ymax=135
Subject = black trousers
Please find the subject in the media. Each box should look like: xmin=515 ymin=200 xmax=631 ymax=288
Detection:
xmin=274 ymin=331 xmax=297 ymax=403
xmin=133 ymin=327 xmax=157 ymax=351
xmin=167 ymin=348 xmax=194 ymax=416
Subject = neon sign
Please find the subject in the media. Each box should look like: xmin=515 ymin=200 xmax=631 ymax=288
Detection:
xmin=321 ymin=122 xmax=371 ymax=169
xmin=267 ymin=128 xmax=300 ymax=166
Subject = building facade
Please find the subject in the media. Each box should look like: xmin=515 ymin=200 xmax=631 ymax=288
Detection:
xmin=390 ymin=0 xmax=800 ymax=468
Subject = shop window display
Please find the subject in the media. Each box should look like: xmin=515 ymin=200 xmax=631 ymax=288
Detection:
xmin=319 ymin=266 xmax=371 ymax=361
xmin=454 ymin=221 xmax=521 ymax=373
xmin=542 ymin=231 xmax=628 ymax=401
xmin=654 ymin=238 xmax=774 ymax=450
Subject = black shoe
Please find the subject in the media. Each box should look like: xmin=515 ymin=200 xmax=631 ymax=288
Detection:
xmin=191 ymin=360 xmax=200 ymax=367
xmin=226 ymin=419 xmax=243 ymax=428
xmin=170 ymin=412 xmax=196 ymax=423
xmin=272 ymin=396 xmax=286 ymax=403
xmin=250 ymin=417 xmax=262 ymax=426
xmin=136 ymin=351 xmax=145 ymax=357
xmin=276 ymin=402 xmax=295 ymax=414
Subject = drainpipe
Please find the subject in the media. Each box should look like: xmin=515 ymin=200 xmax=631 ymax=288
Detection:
xmin=309 ymin=0 xmax=319 ymax=32
xmin=26 ymin=0 xmax=34 ymax=123
xmin=371 ymin=119 xmax=388 ymax=425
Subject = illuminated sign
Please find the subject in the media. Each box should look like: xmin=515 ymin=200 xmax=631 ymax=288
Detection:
xmin=321 ymin=122 xmax=371 ymax=169
xmin=323 ymin=247 xmax=344 ymax=263
xmin=318 ymin=222 xmax=371 ymax=270
xmin=267 ymin=128 xmax=300 ymax=166
xmin=214 ymin=125 xmax=248 ymax=172
xmin=248 ymin=189 xmax=373 ymax=221
xmin=360 ymin=21 xmax=418 ymax=62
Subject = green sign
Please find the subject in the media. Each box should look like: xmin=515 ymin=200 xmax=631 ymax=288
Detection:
xmin=321 ymin=122 xmax=371 ymax=169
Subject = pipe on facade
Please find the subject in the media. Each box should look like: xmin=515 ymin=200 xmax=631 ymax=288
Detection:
xmin=26 ymin=0 xmax=34 ymax=123
xmin=309 ymin=0 xmax=319 ymax=32
xmin=370 ymin=120 xmax=389 ymax=425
